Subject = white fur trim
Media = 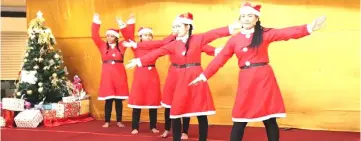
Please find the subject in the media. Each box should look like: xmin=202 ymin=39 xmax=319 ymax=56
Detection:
xmin=93 ymin=19 xmax=101 ymax=24
xmin=134 ymin=58 xmax=142 ymax=67
xmin=170 ymin=111 xmax=216 ymax=119
xmin=161 ymin=102 xmax=171 ymax=108
xmin=98 ymin=96 xmax=128 ymax=100
xmin=232 ymin=113 xmax=286 ymax=122
xmin=138 ymin=28 xmax=153 ymax=36
xmin=215 ymin=47 xmax=223 ymax=56
xmin=106 ymin=30 xmax=120 ymax=38
xmin=126 ymin=18 xmax=135 ymax=24
xmin=307 ymin=24 xmax=313 ymax=33
xmin=178 ymin=17 xmax=193 ymax=24
xmin=240 ymin=6 xmax=260 ymax=16
xmin=128 ymin=104 xmax=162 ymax=109
xmin=199 ymin=73 xmax=207 ymax=81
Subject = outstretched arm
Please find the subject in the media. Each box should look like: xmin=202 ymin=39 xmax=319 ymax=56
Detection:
xmin=135 ymin=34 xmax=176 ymax=50
xmin=199 ymin=21 xmax=241 ymax=46
xmin=119 ymin=15 xmax=136 ymax=41
xmin=266 ymin=16 xmax=326 ymax=42
xmin=126 ymin=42 xmax=175 ymax=69
xmin=202 ymin=37 xmax=236 ymax=79
xmin=91 ymin=13 xmax=105 ymax=49
xmin=189 ymin=36 xmax=236 ymax=85
xmin=201 ymin=45 xmax=223 ymax=56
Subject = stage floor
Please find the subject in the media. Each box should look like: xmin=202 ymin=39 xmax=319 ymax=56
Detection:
xmin=1 ymin=120 xmax=359 ymax=141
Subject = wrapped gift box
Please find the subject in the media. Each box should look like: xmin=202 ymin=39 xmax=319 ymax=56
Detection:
xmin=0 ymin=117 xmax=5 ymax=127
xmin=42 ymin=110 xmax=57 ymax=120
xmin=14 ymin=109 xmax=43 ymax=128
xmin=1 ymin=109 xmax=15 ymax=128
xmin=56 ymin=101 xmax=80 ymax=118
xmin=42 ymin=103 xmax=58 ymax=110
xmin=62 ymin=96 xmax=77 ymax=103
xmin=78 ymin=99 xmax=90 ymax=115
xmin=2 ymin=97 xmax=24 ymax=111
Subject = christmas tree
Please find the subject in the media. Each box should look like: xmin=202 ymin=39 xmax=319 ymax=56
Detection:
xmin=15 ymin=11 xmax=72 ymax=104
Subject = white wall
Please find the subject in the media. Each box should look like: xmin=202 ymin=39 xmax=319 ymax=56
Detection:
xmin=1 ymin=17 xmax=27 ymax=32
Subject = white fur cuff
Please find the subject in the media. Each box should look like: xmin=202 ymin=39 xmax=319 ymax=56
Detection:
xmin=127 ymin=18 xmax=135 ymax=24
xmin=307 ymin=24 xmax=313 ymax=33
xmin=135 ymin=58 xmax=142 ymax=67
xmin=93 ymin=19 xmax=101 ymax=24
xmin=199 ymin=73 xmax=207 ymax=81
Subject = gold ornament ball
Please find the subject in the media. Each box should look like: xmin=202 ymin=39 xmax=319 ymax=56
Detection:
xmin=52 ymin=73 xmax=57 ymax=77
xmin=38 ymin=87 xmax=44 ymax=93
xmin=34 ymin=58 xmax=38 ymax=61
xmin=24 ymin=59 xmax=28 ymax=62
xmin=62 ymin=76 xmax=66 ymax=79
xmin=24 ymin=53 xmax=29 ymax=57
xmin=26 ymin=90 xmax=33 ymax=95
xmin=49 ymin=46 xmax=54 ymax=50
xmin=33 ymin=65 xmax=39 ymax=69
xmin=54 ymin=54 xmax=60 ymax=59
xmin=16 ymin=92 xmax=21 ymax=96
xmin=38 ymin=82 xmax=43 ymax=86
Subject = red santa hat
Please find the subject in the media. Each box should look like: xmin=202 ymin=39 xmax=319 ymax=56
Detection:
xmin=176 ymin=12 xmax=193 ymax=25
xmin=106 ymin=28 xmax=120 ymax=38
xmin=239 ymin=3 xmax=261 ymax=16
xmin=138 ymin=27 xmax=153 ymax=36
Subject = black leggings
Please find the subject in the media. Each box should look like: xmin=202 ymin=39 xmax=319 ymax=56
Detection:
xmin=132 ymin=108 xmax=158 ymax=130
xmin=104 ymin=99 xmax=123 ymax=122
xmin=172 ymin=116 xmax=208 ymax=141
xmin=230 ymin=118 xmax=279 ymax=141
xmin=164 ymin=108 xmax=190 ymax=134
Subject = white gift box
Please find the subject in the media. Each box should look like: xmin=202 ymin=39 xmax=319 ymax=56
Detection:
xmin=2 ymin=97 xmax=25 ymax=111
xmin=14 ymin=109 xmax=43 ymax=128
xmin=56 ymin=103 xmax=65 ymax=118
xmin=62 ymin=96 xmax=77 ymax=103
xmin=0 ymin=117 xmax=5 ymax=127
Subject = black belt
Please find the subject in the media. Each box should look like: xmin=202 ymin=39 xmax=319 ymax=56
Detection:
xmin=143 ymin=65 xmax=155 ymax=67
xmin=240 ymin=62 xmax=268 ymax=69
xmin=103 ymin=60 xmax=124 ymax=64
xmin=172 ymin=63 xmax=201 ymax=68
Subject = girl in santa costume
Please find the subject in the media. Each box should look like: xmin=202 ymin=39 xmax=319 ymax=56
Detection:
xmin=91 ymin=13 xmax=135 ymax=128
xmin=160 ymin=19 xmax=224 ymax=140
xmin=189 ymin=3 xmax=326 ymax=141
xmin=126 ymin=24 xmax=177 ymax=134
xmin=123 ymin=19 xmax=222 ymax=139
xmin=125 ymin=12 xmax=241 ymax=141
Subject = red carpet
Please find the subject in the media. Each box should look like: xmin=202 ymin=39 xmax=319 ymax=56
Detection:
xmin=1 ymin=120 xmax=359 ymax=141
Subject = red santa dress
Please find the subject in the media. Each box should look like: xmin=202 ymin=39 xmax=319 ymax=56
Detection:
xmin=202 ymin=24 xmax=313 ymax=122
xmin=91 ymin=19 xmax=134 ymax=100
xmin=128 ymin=27 xmax=177 ymax=109
xmin=137 ymin=25 xmax=233 ymax=118
xmin=161 ymin=45 xmax=218 ymax=108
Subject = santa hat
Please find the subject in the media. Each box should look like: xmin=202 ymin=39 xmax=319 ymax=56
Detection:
xmin=106 ymin=28 xmax=120 ymax=38
xmin=177 ymin=12 xmax=193 ymax=25
xmin=138 ymin=27 xmax=153 ymax=36
xmin=172 ymin=16 xmax=181 ymax=26
xmin=239 ymin=3 xmax=261 ymax=16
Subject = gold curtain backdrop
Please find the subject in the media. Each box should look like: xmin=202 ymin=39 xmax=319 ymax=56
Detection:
xmin=26 ymin=0 xmax=360 ymax=132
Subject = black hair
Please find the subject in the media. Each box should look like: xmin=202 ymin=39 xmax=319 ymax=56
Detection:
xmin=184 ymin=24 xmax=193 ymax=56
xmin=238 ymin=15 xmax=264 ymax=48
xmin=249 ymin=20 xmax=263 ymax=48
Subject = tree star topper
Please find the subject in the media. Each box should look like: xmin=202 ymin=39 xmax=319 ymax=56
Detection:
xmin=37 ymin=11 xmax=43 ymax=19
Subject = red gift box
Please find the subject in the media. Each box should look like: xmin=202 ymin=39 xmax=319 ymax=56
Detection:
xmin=42 ymin=110 xmax=56 ymax=120
xmin=1 ymin=109 xmax=15 ymax=128
xmin=56 ymin=101 xmax=80 ymax=118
